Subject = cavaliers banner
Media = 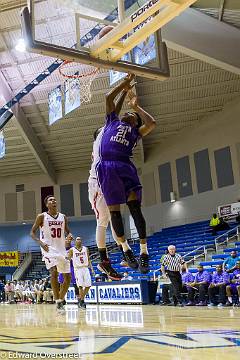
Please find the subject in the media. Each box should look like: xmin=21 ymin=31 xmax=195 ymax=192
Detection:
xmin=0 ymin=251 xmax=19 ymax=267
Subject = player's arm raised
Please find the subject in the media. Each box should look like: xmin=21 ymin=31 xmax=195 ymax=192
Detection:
xmin=30 ymin=214 xmax=49 ymax=252
xmin=128 ymin=90 xmax=156 ymax=137
xmin=106 ymin=73 xmax=135 ymax=115
xmin=115 ymin=82 xmax=136 ymax=115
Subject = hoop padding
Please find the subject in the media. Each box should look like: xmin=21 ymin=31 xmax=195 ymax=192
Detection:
xmin=59 ymin=60 xmax=99 ymax=103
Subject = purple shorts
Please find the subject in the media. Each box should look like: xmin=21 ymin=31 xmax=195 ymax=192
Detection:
xmin=97 ymin=160 xmax=142 ymax=206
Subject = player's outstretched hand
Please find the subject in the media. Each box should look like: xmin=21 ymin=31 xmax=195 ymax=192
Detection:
xmin=127 ymin=90 xmax=138 ymax=110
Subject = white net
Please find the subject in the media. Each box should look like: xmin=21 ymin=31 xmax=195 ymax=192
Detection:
xmin=59 ymin=61 xmax=100 ymax=103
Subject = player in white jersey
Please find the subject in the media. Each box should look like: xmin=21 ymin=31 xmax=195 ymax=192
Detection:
xmin=88 ymin=88 xmax=132 ymax=281
xmin=31 ymin=195 xmax=73 ymax=312
xmin=67 ymin=237 xmax=94 ymax=309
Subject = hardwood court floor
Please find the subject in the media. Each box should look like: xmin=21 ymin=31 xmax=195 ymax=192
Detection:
xmin=0 ymin=303 xmax=239 ymax=359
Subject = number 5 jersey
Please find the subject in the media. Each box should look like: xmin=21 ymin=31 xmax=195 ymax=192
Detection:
xmin=72 ymin=246 xmax=89 ymax=268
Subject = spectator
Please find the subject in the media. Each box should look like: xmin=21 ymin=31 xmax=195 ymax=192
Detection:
xmin=0 ymin=280 xmax=5 ymax=302
xmin=35 ymin=280 xmax=44 ymax=303
xmin=218 ymin=217 xmax=230 ymax=231
xmin=28 ymin=280 xmax=36 ymax=303
xmin=209 ymin=213 xmax=220 ymax=236
xmin=33 ymin=280 xmax=40 ymax=302
xmin=193 ymin=265 xmax=212 ymax=306
xmin=121 ymin=272 xmax=133 ymax=281
xmin=181 ymin=269 xmax=195 ymax=306
xmin=208 ymin=265 xmax=230 ymax=307
xmin=223 ymin=251 xmax=239 ymax=273
xmin=43 ymin=279 xmax=54 ymax=303
xmin=14 ymin=281 xmax=24 ymax=302
xmin=226 ymin=260 xmax=240 ymax=306
xmin=5 ymin=281 xmax=14 ymax=303
xmin=22 ymin=281 xmax=34 ymax=303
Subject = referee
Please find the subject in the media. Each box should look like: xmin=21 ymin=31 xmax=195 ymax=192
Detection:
xmin=161 ymin=245 xmax=187 ymax=306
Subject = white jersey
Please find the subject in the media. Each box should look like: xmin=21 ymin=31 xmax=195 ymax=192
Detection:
xmin=88 ymin=128 xmax=104 ymax=182
xmin=40 ymin=212 xmax=66 ymax=256
xmin=72 ymin=246 xmax=89 ymax=268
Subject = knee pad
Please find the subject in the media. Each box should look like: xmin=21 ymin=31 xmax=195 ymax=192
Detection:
xmin=110 ymin=211 xmax=124 ymax=238
xmin=127 ymin=200 xmax=146 ymax=239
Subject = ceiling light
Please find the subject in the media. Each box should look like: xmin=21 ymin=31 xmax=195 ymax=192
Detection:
xmin=15 ymin=38 xmax=26 ymax=52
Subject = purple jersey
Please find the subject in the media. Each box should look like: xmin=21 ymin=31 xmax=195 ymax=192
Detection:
xmin=182 ymin=272 xmax=194 ymax=285
xmin=100 ymin=112 xmax=140 ymax=161
xmin=232 ymin=269 xmax=240 ymax=284
xmin=194 ymin=270 xmax=211 ymax=284
xmin=211 ymin=271 xmax=230 ymax=285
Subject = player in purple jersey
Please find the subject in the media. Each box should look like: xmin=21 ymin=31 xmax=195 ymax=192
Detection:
xmin=226 ymin=260 xmax=240 ymax=306
xmin=90 ymin=86 xmax=133 ymax=280
xmin=97 ymin=74 xmax=156 ymax=273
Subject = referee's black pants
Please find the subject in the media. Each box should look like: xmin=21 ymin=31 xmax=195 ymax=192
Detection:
xmin=167 ymin=271 xmax=183 ymax=304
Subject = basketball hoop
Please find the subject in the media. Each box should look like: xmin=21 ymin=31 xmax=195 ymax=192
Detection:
xmin=59 ymin=60 xmax=99 ymax=103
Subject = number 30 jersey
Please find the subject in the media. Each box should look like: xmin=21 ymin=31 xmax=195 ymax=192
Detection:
xmin=40 ymin=212 xmax=66 ymax=255
xmin=72 ymin=246 xmax=89 ymax=268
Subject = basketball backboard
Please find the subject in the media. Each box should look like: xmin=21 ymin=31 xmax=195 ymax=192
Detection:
xmin=31 ymin=0 xmax=150 ymax=53
xmin=21 ymin=0 xmax=197 ymax=80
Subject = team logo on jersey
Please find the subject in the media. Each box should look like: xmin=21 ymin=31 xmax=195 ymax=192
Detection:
xmin=48 ymin=221 xmax=63 ymax=226
xmin=76 ymin=252 xmax=85 ymax=257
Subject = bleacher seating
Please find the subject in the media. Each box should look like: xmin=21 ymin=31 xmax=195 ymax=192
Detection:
xmin=24 ymin=252 xmax=48 ymax=280
xmin=199 ymin=247 xmax=240 ymax=268
xmin=92 ymin=219 xmax=239 ymax=278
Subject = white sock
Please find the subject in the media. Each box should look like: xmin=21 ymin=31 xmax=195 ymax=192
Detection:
xmin=55 ymin=299 xmax=61 ymax=304
xmin=122 ymin=241 xmax=131 ymax=252
xmin=140 ymin=243 xmax=149 ymax=255
xmin=228 ymin=296 xmax=232 ymax=303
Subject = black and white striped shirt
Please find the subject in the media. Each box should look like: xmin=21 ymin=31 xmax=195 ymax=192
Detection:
xmin=162 ymin=253 xmax=185 ymax=272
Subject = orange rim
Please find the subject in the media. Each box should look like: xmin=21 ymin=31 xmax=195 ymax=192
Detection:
xmin=59 ymin=60 xmax=99 ymax=79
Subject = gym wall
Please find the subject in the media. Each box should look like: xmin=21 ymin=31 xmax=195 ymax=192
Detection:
xmin=140 ymin=96 xmax=240 ymax=232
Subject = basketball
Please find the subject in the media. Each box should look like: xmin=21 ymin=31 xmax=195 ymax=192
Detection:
xmin=99 ymin=25 xmax=114 ymax=39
